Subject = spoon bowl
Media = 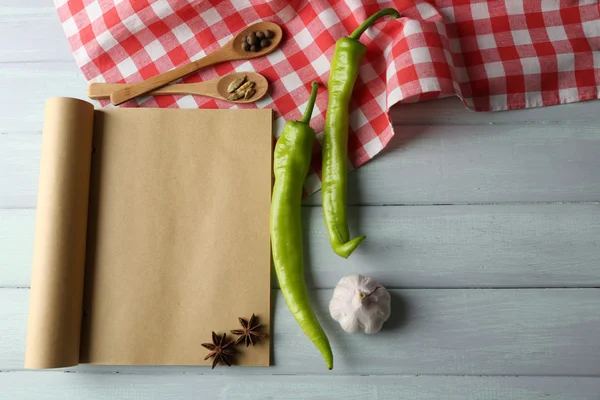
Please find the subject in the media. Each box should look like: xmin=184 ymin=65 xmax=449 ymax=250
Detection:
xmin=228 ymin=21 xmax=283 ymax=60
xmin=216 ymin=72 xmax=269 ymax=103
xmin=88 ymin=72 xmax=269 ymax=104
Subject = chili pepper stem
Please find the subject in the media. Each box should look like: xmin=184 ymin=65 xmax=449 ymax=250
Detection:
xmin=348 ymin=8 xmax=401 ymax=41
xmin=300 ymin=81 xmax=319 ymax=125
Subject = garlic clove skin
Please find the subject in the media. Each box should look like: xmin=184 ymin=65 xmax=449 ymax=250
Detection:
xmin=329 ymin=274 xmax=391 ymax=334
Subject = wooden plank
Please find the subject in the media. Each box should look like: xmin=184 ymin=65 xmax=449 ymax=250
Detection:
xmin=303 ymin=204 xmax=600 ymax=288
xmin=305 ymin=122 xmax=600 ymax=205
xmin=2 ymin=288 xmax=599 ymax=375
xmin=302 ymin=204 xmax=600 ymax=288
xmin=389 ymin=96 xmax=600 ymax=125
xmin=0 ymin=210 xmax=34 ymax=288
xmin=0 ymin=63 xmax=88 ymax=135
xmin=2 ymin=204 xmax=599 ymax=289
xmin=0 ymin=136 xmax=40 ymax=208
xmin=0 ymin=4 xmax=73 ymax=63
xmin=1 ymin=372 xmax=599 ymax=400
xmin=3 ymin=122 xmax=600 ymax=207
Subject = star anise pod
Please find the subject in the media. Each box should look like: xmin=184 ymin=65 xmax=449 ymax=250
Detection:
xmin=230 ymin=314 xmax=267 ymax=347
xmin=201 ymin=331 xmax=236 ymax=369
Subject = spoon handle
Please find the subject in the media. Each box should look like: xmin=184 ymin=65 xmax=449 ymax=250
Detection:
xmin=88 ymin=81 xmax=216 ymax=100
xmin=109 ymin=50 xmax=225 ymax=105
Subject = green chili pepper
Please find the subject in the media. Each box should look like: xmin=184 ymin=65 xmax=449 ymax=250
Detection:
xmin=271 ymin=81 xmax=333 ymax=370
xmin=322 ymin=8 xmax=400 ymax=258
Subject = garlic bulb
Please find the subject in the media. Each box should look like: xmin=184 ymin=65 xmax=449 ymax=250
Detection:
xmin=329 ymin=274 xmax=391 ymax=334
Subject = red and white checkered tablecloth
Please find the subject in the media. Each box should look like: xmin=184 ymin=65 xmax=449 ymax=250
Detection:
xmin=55 ymin=0 xmax=600 ymax=195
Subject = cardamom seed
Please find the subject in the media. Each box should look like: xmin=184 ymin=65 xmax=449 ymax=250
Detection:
xmin=227 ymin=76 xmax=247 ymax=93
xmin=227 ymin=91 xmax=245 ymax=101
xmin=244 ymin=88 xmax=256 ymax=100
xmin=236 ymin=81 xmax=255 ymax=93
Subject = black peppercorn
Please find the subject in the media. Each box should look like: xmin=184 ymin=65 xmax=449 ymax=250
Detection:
xmin=242 ymin=41 xmax=250 ymax=51
xmin=264 ymin=29 xmax=274 ymax=39
xmin=247 ymin=32 xmax=257 ymax=45
xmin=260 ymin=39 xmax=270 ymax=48
xmin=250 ymin=45 xmax=259 ymax=52
xmin=256 ymin=31 xmax=264 ymax=39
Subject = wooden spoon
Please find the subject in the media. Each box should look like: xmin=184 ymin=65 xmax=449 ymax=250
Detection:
xmin=88 ymin=72 xmax=268 ymax=104
xmin=109 ymin=21 xmax=282 ymax=106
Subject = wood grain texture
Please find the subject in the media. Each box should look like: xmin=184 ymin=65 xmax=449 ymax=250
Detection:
xmin=0 ymin=4 xmax=73 ymax=63
xmin=2 ymin=288 xmax=599 ymax=375
xmin=1 ymin=373 xmax=599 ymax=400
xmin=2 ymin=205 xmax=599 ymax=289
xmin=3 ymin=122 xmax=600 ymax=207
xmin=389 ymin=96 xmax=600 ymax=125
xmin=305 ymin=122 xmax=600 ymax=205
xmin=303 ymin=204 xmax=600 ymax=288
xmin=0 ymin=63 xmax=88 ymax=135
xmin=0 ymin=136 xmax=41 ymax=208
xmin=0 ymin=210 xmax=34 ymax=288
xmin=2 ymin=0 xmax=600 ymax=392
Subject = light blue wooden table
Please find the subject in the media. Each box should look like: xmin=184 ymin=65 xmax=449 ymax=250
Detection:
xmin=1 ymin=2 xmax=599 ymax=399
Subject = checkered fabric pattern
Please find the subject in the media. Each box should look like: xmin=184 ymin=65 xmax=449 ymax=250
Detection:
xmin=56 ymin=0 xmax=600 ymax=195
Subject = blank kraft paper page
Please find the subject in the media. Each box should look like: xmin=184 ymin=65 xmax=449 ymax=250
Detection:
xmin=25 ymin=98 xmax=273 ymax=368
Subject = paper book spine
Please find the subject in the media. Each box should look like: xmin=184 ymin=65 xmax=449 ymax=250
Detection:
xmin=24 ymin=97 xmax=94 ymax=369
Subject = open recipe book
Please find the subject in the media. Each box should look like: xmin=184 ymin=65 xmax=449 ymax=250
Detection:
xmin=24 ymin=98 xmax=273 ymax=368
